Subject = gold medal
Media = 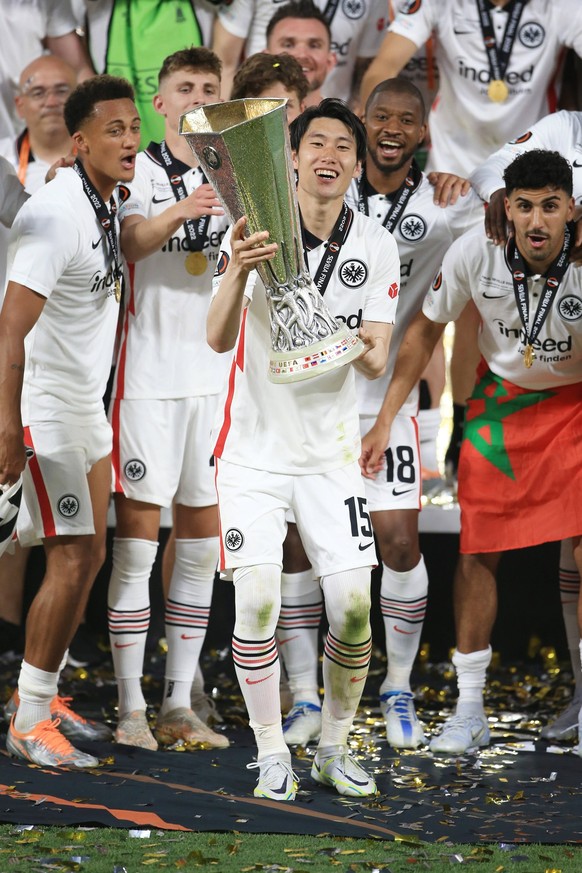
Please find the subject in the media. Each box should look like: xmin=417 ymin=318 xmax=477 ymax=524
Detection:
xmin=524 ymin=343 xmax=535 ymax=368
xmin=185 ymin=251 xmax=208 ymax=276
xmin=114 ymin=277 xmax=122 ymax=304
xmin=488 ymin=79 xmax=509 ymax=103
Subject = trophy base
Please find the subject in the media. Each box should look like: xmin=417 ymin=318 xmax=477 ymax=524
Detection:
xmin=268 ymin=328 xmax=365 ymax=383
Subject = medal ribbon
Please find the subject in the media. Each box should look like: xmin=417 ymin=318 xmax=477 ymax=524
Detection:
xmin=322 ymin=0 xmax=341 ymax=24
xmin=147 ymin=140 xmax=210 ymax=252
xmin=508 ymin=221 xmax=573 ymax=351
xmin=301 ymin=202 xmax=353 ymax=296
xmin=356 ymin=159 xmax=422 ymax=234
xmin=476 ymin=0 xmax=529 ymax=85
xmin=73 ymin=158 xmax=123 ymax=293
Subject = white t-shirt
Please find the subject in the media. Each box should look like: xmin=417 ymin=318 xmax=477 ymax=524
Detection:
xmin=0 ymin=0 xmax=78 ymax=140
xmin=389 ymin=0 xmax=582 ymax=176
xmin=470 ymin=109 xmax=582 ymax=207
xmin=346 ymin=172 xmax=484 ymax=415
xmin=211 ymin=208 xmax=400 ymax=474
xmin=423 ymin=225 xmax=582 ymax=389
xmin=218 ymin=0 xmax=387 ymax=102
xmin=8 ymin=166 xmax=121 ymax=423
xmin=112 ymin=148 xmax=230 ymax=400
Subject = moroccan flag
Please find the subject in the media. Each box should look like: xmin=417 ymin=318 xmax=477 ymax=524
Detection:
xmin=458 ymin=364 xmax=582 ymax=554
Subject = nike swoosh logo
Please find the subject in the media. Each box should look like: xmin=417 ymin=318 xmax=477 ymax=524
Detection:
xmin=358 ymin=541 xmax=374 ymax=551
xmin=278 ymin=635 xmax=299 ymax=645
xmin=114 ymin=641 xmax=137 ymax=648
xmin=152 ymin=194 xmax=174 ymax=203
xmin=245 ymin=672 xmax=274 ymax=685
xmin=392 ymin=486 xmax=414 ymax=496
xmin=573 ymin=160 xmax=582 ymax=167
xmin=271 ymin=777 xmax=291 ymax=794
xmin=350 ymin=675 xmax=367 ymax=683
xmin=181 ymin=633 xmax=203 ymax=640
xmin=483 ymin=292 xmax=508 ymax=299
xmin=393 ymin=625 xmax=416 ymax=635
xmin=92 ymin=238 xmax=102 ymax=249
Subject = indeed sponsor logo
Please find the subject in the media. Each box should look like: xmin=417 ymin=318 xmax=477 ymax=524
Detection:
xmin=336 ymin=308 xmax=363 ymax=329
xmin=493 ymin=319 xmax=572 ymax=353
xmin=457 ymin=59 xmax=534 ymax=86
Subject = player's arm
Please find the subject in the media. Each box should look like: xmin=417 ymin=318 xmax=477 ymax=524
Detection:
xmin=0 ymin=283 xmax=46 ymax=485
xmin=120 ymin=184 xmax=224 ymax=262
xmin=359 ymin=32 xmax=418 ymax=110
xmin=353 ymin=320 xmax=392 ymax=379
xmin=211 ymin=19 xmax=245 ymax=100
xmin=46 ymin=31 xmax=96 ymax=80
xmin=426 ymin=172 xmax=472 ymax=207
xmin=207 ymin=216 xmax=278 ymax=353
xmin=359 ymin=311 xmax=445 ymax=478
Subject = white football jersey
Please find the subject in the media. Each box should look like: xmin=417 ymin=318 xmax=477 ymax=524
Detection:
xmin=423 ymin=226 xmax=582 ymax=389
xmin=389 ymin=0 xmax=582 ymax=175
xmin=211 ymin=208 xmax=400 ymax=474
xmin=8 ymin=167 xmax=120 ymax=423
xmin=218 ymin=0 xmax=387 ymax=102
xmin=471 ymin=109 xmax=582 ymax=207
xmin=346 ymin=172 xmax=484 ymax=415
xmin=112 ymin=148 xmax=230 ymax=401
xmin=0 ymin=134 xmax=51 ymax=195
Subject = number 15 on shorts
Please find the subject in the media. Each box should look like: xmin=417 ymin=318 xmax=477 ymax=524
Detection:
xmin=344 ymin=496 xmax=374 ymax=551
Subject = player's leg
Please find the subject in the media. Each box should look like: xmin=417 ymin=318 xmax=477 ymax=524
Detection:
xmin=156 ymin=500 xmax=228 ymax=749
xmin=216 ymin=459 xmax=297 ymax=800
xmin=278 ymin=522 xmax=323 ymax=746
xmin=430 ymin=551 xmax=501 ymax=755
xmin=363 ymin=412 xmax=427 ymax=748
xmin=294 ymin=464 xmax=376 ymax=797
xmin=418 ymin=336 xmax=446 ymax=489
xmin=542 ymin=538 xmax=582 ymax=741
xmin=9 ymin=425 xmax=112 ymax=768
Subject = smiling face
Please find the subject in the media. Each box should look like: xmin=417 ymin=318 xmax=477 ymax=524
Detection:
xmin=293 ymin=116 xmax=361 ymax=204
xmin=365 ymin=88 xmax=426 ymax=176
xmin=72 ymin=98 xmax=141 ymax=195
xmin=505 ymin=186 xmax=575 ymax=274
xmin=154 ymin=66 xmax=221 ymax=133
xmin=266 ymin=18 xmax=336 ymax=92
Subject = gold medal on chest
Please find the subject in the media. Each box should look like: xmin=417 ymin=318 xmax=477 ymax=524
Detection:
xmin=185 ymin=251 xmax=208 ymax=276
xmin=114 ymin=277 xmax=122 ymax=304
xmin=488 ymin=79 xmax=509 ymax=103
xmin=524 ymin=343 xmax=535 ymax=368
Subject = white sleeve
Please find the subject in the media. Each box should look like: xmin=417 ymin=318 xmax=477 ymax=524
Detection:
xmin=444 ymin=188 xmax=486 ymax=240
xmin=554 ymin=0 xmax=582 ymax=53
xmin=8 ymin=200 xmax=78 ymax=298
xmin=470 ymin=112 xmax=571 ymax=202
xmin=357 ymin=0 xmax=388 ymax=57
xmin=388 ymin=0 xmax=435 ymax=48
xmin=211 ymin=225 xmax=257 ymax=301
xmin=422 ymin=232 xmax=474 ymax=323
xmin=45 ymin=0 xmax=78 ymax=37
xmin=0 ymin=157 xmax=28 ymax=228
xmin=118 ymin=161 xmax=152 ymax=221
xmin=363 ymin=224 xmax=400 ymax=324
xmin=217 ymin=0 xmax=255 ymax=39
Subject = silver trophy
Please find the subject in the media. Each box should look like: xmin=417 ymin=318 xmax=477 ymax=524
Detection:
xmin=179 ymin=98 xmax=364 ymax=383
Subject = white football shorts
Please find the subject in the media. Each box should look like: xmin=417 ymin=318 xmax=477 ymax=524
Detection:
xmin=360 ymin=413 xmax=421 ymax=512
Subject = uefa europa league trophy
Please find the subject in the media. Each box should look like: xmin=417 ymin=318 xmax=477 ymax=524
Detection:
xmin=179 ymin=98 xmax=364 ymax=383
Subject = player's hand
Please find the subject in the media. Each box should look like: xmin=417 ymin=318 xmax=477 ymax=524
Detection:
xmin=0 ymin=428 xmax=26 ymax=487
xmin=359 ymin=420 xmax=389 ymax=480
xmin=185 ymin=183 xmax=225 ymax=219
xmin=356 ymin=326 xmax=376 ymax=358
xmin=571 ymin=209 xmax=582 ymax=265
xmin=427 ymin=171 xmax=471 ymax=207
xmin=229 ymin=216 xmax=278 ymax=273
xmin=485 ymin=188 xmax=511 ymax=245
xmin=45 ymin=150 xmax=76 ymax=183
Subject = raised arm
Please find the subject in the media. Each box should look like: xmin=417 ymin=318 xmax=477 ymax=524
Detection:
xmin=207 ymin=217 xmax=278 ymax=353
xmin=359 ymin=31 xmax=418 ymax=111
xmin=120 ymin=184 xmax=224 ymax=263
xmin=211 ymin=19 xmax=245 ymax=100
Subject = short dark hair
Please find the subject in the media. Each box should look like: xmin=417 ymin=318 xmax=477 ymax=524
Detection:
xmin=64 ymin=74 xmax=134 ymax=135
xmin=504 ymin=149 xmax=573 ymax=197
xmin=365 ymin=77 xmax=426 ymax=122
xmin=231 ymin=52 xmax=309 ymax=102
xmin=290 ymin=98 xmax=367 ymax=163
xmin=158 ymin=46 xmax=222 ymax=86
xmin=266 ymin=0 xmax=332 ymax=44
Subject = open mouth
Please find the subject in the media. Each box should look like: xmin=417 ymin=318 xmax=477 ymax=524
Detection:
xmin=121 ymin=155 xmax=136 ymax=170
xmin=527 ymin=233 xmax=548 ymax=249
xmin=378 ymin=138 xmax=403 ymax=158
xmin=315 ymin=168 xmax=338 ymax=179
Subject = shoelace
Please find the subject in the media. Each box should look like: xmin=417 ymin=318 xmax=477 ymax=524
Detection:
xmin=53 ymin=696 xmax=88 ymax=725
xmin=31 ymin=717 xmax=80 ymax=758
xmin=247 ymin=758 xmax=299 ymax=783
